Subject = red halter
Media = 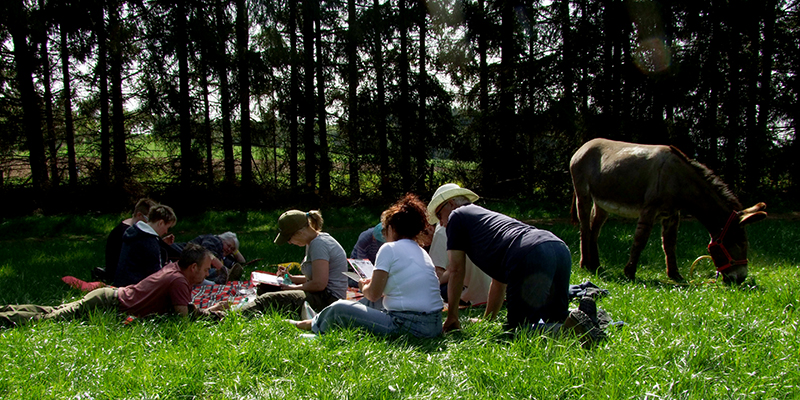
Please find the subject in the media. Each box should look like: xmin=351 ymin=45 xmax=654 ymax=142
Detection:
xmin=707 ymin=211 xmax=748 ymax=273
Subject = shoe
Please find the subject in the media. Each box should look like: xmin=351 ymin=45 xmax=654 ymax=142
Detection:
xmin=62 ymin=276 xmax=105 ymax=292
xmin=301 ymin=301 xmax=317 ymax=320
xmin=91 ymin=267 xmax=108 ymax=282
xmin=228 ymin=263 xmax=244 ymax=282
xmin=578 ymin=296 xmax=599 ymax=326
xmin=563 ymin=309 xmax=606 ymax=348
xmin=214 ymin=266 xmax=229 ymax=284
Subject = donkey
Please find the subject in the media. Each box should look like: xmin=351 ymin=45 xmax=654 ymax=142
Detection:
xmin=569 ymin=138 xmax=767 ymax=284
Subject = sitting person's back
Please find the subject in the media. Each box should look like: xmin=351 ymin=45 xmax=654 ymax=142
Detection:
xmin=102 ymin=198 xmax=156 ymax=283
xmin=114 ymin=205 xmax=177 ymax=287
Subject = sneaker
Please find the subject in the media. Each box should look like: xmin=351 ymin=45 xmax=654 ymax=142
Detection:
xmin=563 ymin=309 xmax=606 ymax=347
xmin=62 ymin=276 xmax=105 ymax=292
xmin=228 ymin=263 xmax=244 ymax=282
xmin=301 ymin=301 xmax=317 ymax=320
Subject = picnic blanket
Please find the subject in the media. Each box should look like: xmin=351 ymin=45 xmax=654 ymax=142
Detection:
xmin=191 ymin=280 xmax=257 ymax=309
xmin=191 ymin=281 xmax=365 ymax=309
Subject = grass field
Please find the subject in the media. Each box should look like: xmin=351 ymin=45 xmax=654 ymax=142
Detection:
xmin=0 ymin=205 xmax=798 ymax=399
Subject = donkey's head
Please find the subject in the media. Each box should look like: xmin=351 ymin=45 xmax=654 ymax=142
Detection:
xmin=708 ymin=203 xmax=767 ymax=284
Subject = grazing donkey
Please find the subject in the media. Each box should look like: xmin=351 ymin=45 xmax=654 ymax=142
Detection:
xmin=569 ymin=138 xmax=767 ymax=284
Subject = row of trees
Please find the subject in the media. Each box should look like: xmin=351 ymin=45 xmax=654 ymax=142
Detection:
xmin=1 ymin=0 xmax=798 ymax=210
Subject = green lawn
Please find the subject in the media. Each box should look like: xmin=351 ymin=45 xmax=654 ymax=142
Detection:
xmin=0 ymin=208 xmax=797 ymax=399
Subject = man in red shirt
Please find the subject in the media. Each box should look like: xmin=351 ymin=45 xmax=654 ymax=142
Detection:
xmin=0 ymin=243 xmax=228 ymax=327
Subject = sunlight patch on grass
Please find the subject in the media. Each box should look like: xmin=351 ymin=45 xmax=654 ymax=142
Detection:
xmin=0 ymin=263 xmax=15 ymax=278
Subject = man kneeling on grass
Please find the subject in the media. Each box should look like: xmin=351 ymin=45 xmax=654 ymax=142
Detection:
xmin=0 ymin=243 xmax=229 ymax=328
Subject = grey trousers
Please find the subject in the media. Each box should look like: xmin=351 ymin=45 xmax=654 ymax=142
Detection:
xmin=0 ymin=287 xmax=118 ymax=327
xmin=238 ymin=289 xmax=339 ymax=318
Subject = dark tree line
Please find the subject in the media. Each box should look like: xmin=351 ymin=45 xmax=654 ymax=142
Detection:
xmin=0 ymin=0 xmax=798 ymax=212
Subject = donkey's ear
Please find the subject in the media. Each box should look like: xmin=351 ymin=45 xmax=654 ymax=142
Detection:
xmin=739 ymin=211 xmax=767 ymax=226
xmin=741 ymin=202 xmax=767 ymax=214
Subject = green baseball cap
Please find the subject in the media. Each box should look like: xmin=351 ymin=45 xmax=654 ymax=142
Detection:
xmin=274 ymin=210 xmax=309 ymax=244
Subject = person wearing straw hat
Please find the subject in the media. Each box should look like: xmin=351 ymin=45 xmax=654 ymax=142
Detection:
xmin=238 ymin=210 xmax=348 ymax=317
xmin=428 ymin=183 xmax=603 ymax=342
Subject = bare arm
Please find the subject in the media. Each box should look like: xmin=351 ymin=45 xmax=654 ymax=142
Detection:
xmin=231 ymin=250 xmax=246 ymax=263
xmin=435 ymin=266 xmax=449 ymax=284
xmin=282 ymin=260 xmax=328 ymax=292
xmin=174 ymin=304 xmax=189 ymax=316
xmin=362 ymin=269 xmax=388 ymax=302
xmin=443 ymin=250 xmax=466 ymax=332
xmin=177 ymin=301 xmax=230 ymax=319
xmin=482 ymin=278 xmax=506 ymax=321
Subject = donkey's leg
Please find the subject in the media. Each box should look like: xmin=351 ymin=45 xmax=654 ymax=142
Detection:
xmin=588 ymin=204 xmax=608 ymax=272
xmin=575 ymin=194 xmax=599 ymax=272
xmin=624 ymin=211 xmax=657 ymax=280
xmin=661 ymin=213 xmax=683 ymax=281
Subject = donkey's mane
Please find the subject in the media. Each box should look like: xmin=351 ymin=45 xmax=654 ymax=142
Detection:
xmin=669 ymin=146 xmax=743 ymax=210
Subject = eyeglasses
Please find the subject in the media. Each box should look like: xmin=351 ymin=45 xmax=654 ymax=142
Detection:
xmin=435 ymin=202 xmax=447 ymax=221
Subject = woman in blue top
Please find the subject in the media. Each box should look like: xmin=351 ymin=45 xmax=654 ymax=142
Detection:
xmin=290 ymin=194 xmax=443 ymax=338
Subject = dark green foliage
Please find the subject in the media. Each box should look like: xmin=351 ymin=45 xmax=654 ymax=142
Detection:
xmin=0 ymin=0 xmax=798 ymax=213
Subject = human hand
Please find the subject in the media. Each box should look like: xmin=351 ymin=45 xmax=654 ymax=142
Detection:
xmin=208 ymin=301 xmax=230 ymax=312
xmin=442 ymin=316 xmax=461 ymax=332
xmin=276 ymin=266 xmax=288 ymax=276
xmin=162 ymin=234 xmax=175 ymax=245
xmin=358 ymin=277 xmax=371 ymax=292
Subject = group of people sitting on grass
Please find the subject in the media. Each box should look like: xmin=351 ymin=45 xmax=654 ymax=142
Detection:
xmin=0 ymin=184 xmax=608 ymax=346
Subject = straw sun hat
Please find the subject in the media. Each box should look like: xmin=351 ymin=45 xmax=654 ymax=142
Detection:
xmin=427 ymin=183 xmax=479 ymax=224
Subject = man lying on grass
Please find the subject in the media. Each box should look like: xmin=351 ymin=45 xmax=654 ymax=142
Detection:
xmin=0 ymin=243 xmax=229 ymax=328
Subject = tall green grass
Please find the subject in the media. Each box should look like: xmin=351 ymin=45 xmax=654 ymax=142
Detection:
xmin=0 ymin=209 xmax=797 ymax=399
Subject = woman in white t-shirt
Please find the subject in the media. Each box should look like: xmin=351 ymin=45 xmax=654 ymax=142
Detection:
xmin=290 ymin=194 xmax=443 ymax=338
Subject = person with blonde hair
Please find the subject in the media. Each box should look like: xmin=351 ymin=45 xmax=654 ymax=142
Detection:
xmin=239 ymin=210 xmax=348 ymax=316
xmin=289 ymin=194 xmax=443 ymax=338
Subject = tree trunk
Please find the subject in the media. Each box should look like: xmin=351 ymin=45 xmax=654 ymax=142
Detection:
xmin=496 ymin=0 xmax=516 ymax=193
xmin=39 ymin=11 xmax=58 ymax=186
xmin=303 ymin=0 xmax=317 ymax=196
xmin=416 ymin=0 xmax=427 ymax=192
xmin=214 ymin=0 xmax=235 ymax=184
xmin=9 ymin=0 xmax=48 ymax=192
xmin=478 ymin=0 xmax=494 ymax=193
xmin=236 ymin=0 xmax=253 ymax=188
xmin=560 ymin=0 xmax=575 ymax=138
xmin=289 ymin=0 xmax=300 ymax=193
xmin=748 ymin=0 xmax=776 ymax=194
xmin=347 ymin=0 xmax=360 ymax=198
xmin=177 ymin=0 xmax=192 ymax=187
xmin=724 ymin=7 xmax=742 ymax=186
xmin=374 ymin=0 xmax=389 ymax=198
xmin=399 ymin=0 xmax=411 ymax=192
xmin=109 ymin=2 xmax=128 ymax=183
xmin=60 ymin=26 xmax=78 ymax=187
xmin=315 ymin=10 xmax=330 ymax=200
xmin=95 ymin=2 xmax=111 ymax=186
xmin=201 ymin=68 xmax=213 ymax=185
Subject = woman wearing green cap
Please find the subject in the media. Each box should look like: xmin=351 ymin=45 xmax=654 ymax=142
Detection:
xmin=239 ymin=210 xmax=348 ymax=316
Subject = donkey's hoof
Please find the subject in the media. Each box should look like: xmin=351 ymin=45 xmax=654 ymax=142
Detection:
xmin=582 ymin=264 xmax=600 ymax=273
xmin=623 ymin=268 xmax=637 ymax=281
xmin=667 ymin=272 xmax=685 ymax=282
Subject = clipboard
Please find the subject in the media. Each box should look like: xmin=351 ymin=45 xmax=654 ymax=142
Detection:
xmin=343 ymin=258 xmax=375 ymax=281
